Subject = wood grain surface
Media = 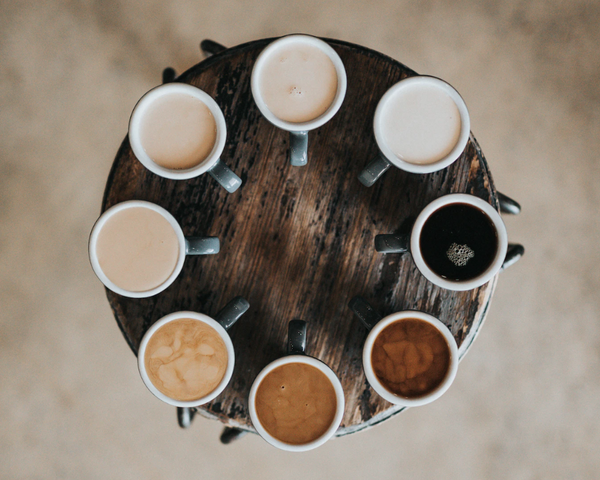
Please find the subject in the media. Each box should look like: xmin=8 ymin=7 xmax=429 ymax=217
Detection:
xmin=101 ymin=38 xmax=499 ymax=435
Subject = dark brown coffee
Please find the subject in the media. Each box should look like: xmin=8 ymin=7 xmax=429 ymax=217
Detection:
xmin=419 ymin=203 xmax=498 ymax=281
xmin=254 ymin=363 xmax=337 ymax=445
xmin=371 ymin=318 xmax=451 ymax=399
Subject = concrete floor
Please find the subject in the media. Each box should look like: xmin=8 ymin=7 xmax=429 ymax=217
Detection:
xmin=1 ymin=0 xmax=599 ymax=478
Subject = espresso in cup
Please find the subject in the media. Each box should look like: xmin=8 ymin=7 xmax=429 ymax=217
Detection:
xmin=254 ymin=362 xmax=338 ymax=445
xmin=251 ymin=35 xmax=347 ymax=167
xmin=375 ymin=193 xmax=508 ymax=291
xmin=89 ymin=200 xmax=219 ymax=298
xmin=419 ymin=202 xmax=498 ymax=282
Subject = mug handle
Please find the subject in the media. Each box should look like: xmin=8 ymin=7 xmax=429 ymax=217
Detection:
xmin=290 ymin=131 xmax=309 ymax=167
xmin=497 ymin=192 xmax=525 ymax=269
xmin=348 ymin=296 xmax=382 ymax=330
xmin=208 ymin=159 xmax=243 ymax=193
xmin=214 ymin=296 xmax=250 ymax=330
xmin=374 ymin=233 xmax=409 ymax=254
xmin=288 ymin=320 xmax=307 ymax=355
xmin=498 ymin=192 xmax=521 ymax=215
xmin=185 ymin=237 xmax=220 ymax=255
xmin=358 ymin=153 xmax=391 ymax=187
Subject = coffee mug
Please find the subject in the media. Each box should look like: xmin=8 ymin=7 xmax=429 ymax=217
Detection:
xmin=248 ymin=320 xmax=345 ymax=451
xmin=137 ymin=296 xmax=250 ymax=407
xmin=89 ymin=200 xmax=219 ymax=298
xmin=251 ymin=34 xmax=347 ymax=167
xmin=375 ymin=193 xmax=510 ymax=291
xmin=129 ymin=83 xmax=242 ymax=193
xmin=349 ymin=296 xmax=458 ymax=407
xmin=358 ymin=76 xmax=470 ymax=186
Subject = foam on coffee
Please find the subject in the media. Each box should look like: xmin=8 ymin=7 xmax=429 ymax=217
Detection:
xmin=371 ymin=318 xmax=451 ymax=398
xmin=258 ymin=43 xmax=338 ymax=123
xmin=254 ymin=362 xmax=337 ymax=445
xmin=144 ymin=318 xmax=228 ymax=402
xmin=380 ymin=82 xmax=461 ymax=165
xmin=140 ymin=92 xmax=217 ymax=170
xmin=95 ymin=206 xmax=180 ymax=292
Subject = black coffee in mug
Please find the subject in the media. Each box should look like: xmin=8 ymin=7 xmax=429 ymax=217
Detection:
xmin=419 ymin=203 xmax=498 ymax=281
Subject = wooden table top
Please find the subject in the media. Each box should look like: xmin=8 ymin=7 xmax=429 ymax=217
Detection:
xmin=102 ymin=37 xmax=499 ymax=436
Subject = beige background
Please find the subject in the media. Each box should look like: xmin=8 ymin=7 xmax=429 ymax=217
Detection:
xmin=1 ymin=0 xmax=599 ymax=478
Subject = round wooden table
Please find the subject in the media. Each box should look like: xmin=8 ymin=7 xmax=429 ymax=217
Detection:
xmin=102 ymin=38 xmax=503 ymax=437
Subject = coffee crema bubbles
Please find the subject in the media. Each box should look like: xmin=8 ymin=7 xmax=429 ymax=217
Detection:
xmin=144 ymin=318 xmax=228 ymax=402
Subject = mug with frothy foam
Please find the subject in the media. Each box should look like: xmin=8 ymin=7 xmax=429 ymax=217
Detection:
xmin=251 ymin=34 xmax=347 ymax=167
xmin=129 ymin=83 xmax=242 ymax=193
xmin=137 ymin=297 xmax=250 ymax=407
xmin=89 ymin=200 xmax=220 ymax=298
xmin=358 ymin=76 xmax=470 ymax=186
xmin=375 ymin=194 xmax=509 ymax=291
xmin=248 ymin=320 xmax=345 ymax=451
xmin=349 ymin=296 xmax=459 ymax=407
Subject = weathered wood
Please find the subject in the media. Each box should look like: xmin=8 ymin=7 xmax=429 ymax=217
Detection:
xmin=101 ymin=38 xmax=499 ymax=435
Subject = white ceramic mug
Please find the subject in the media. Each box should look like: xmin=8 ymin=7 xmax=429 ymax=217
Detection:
xmin=248 ymin=320 xmax=345 ymax=451
xmin=129 ymin=83 xmax=242 ymax=192
xmin=251 ymin=34 xmax=347 ymax=167
xmin=349 ymin=297 xmax=459 ymax=407
xmin=359 ymin=76 xmax=470 ymax=186
xmin=375 ymin=193 xmax=508 ymax=291
xmin=89 ymin=200 xmax=219 ymax=298
xmin=138 ymin=297 xmax=249 ymax=407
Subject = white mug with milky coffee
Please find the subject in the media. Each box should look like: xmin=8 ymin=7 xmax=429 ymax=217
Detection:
xmin=129 ymin=83 xmax=242 ymax=193
xmin=251 ymin=34 xmax=347 ymax=167
xmin=137 ymin=297 xmax=249 ymax=408
xmin=89 ymin=200 xmax=220 ymax=298
xmin=358 ymin=76 xmax=470 ymax=186
xmin=349 ymin=297 xmax=459 ymax=407
xmin=248 ymin=320 xmax=345 ymax=451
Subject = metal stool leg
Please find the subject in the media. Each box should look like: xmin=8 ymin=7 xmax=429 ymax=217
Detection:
xmin=177 ymin=407 xmax=197 ymax=428
xmin=220 ymin=427 xmax=248 ymax=444
xmin=162 ymin=67 xmax=176 ymax=84
xmin=200 ymin=39 xmax=226 ymax=58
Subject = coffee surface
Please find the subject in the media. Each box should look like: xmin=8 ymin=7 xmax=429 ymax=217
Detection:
xmin=381 ymin=82 xmax=461 ymax=165
xmin=372 ymin=319 xmax=451 ymax=398
xmin=420 ymin=203 xmax=498 ymax=281
xmin=255 ymin=362 xmax=337 ymax=445
xmin=96 ymin=206 xmax=180 ymax=292
xmin=144 ymin=318 xmax=228 ymax=402
xmin=258 ymin=42 xmax=338 ymax=123
xmin=140 ymin=92 xmax=217 ymax=170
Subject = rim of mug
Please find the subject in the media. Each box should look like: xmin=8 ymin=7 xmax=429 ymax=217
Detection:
xmin=373 ymin=75 xmax=470 ymax=174
xmin=410 ymin=193 xmax=508 ymax=291
xmin=88 ymin=200 xmax=186 ymax=298
xmin=362 ymin=310 xmax=459 ymax=407
xmin=248 ymin=354 xmax=346 ymax=452
xmin=128 ymin=83 xmax=227 ymax=180
xmin=251 ymin=34 xmax=347 ymax=132
xmin=137 ymin=311 xmax=236 ymax=408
